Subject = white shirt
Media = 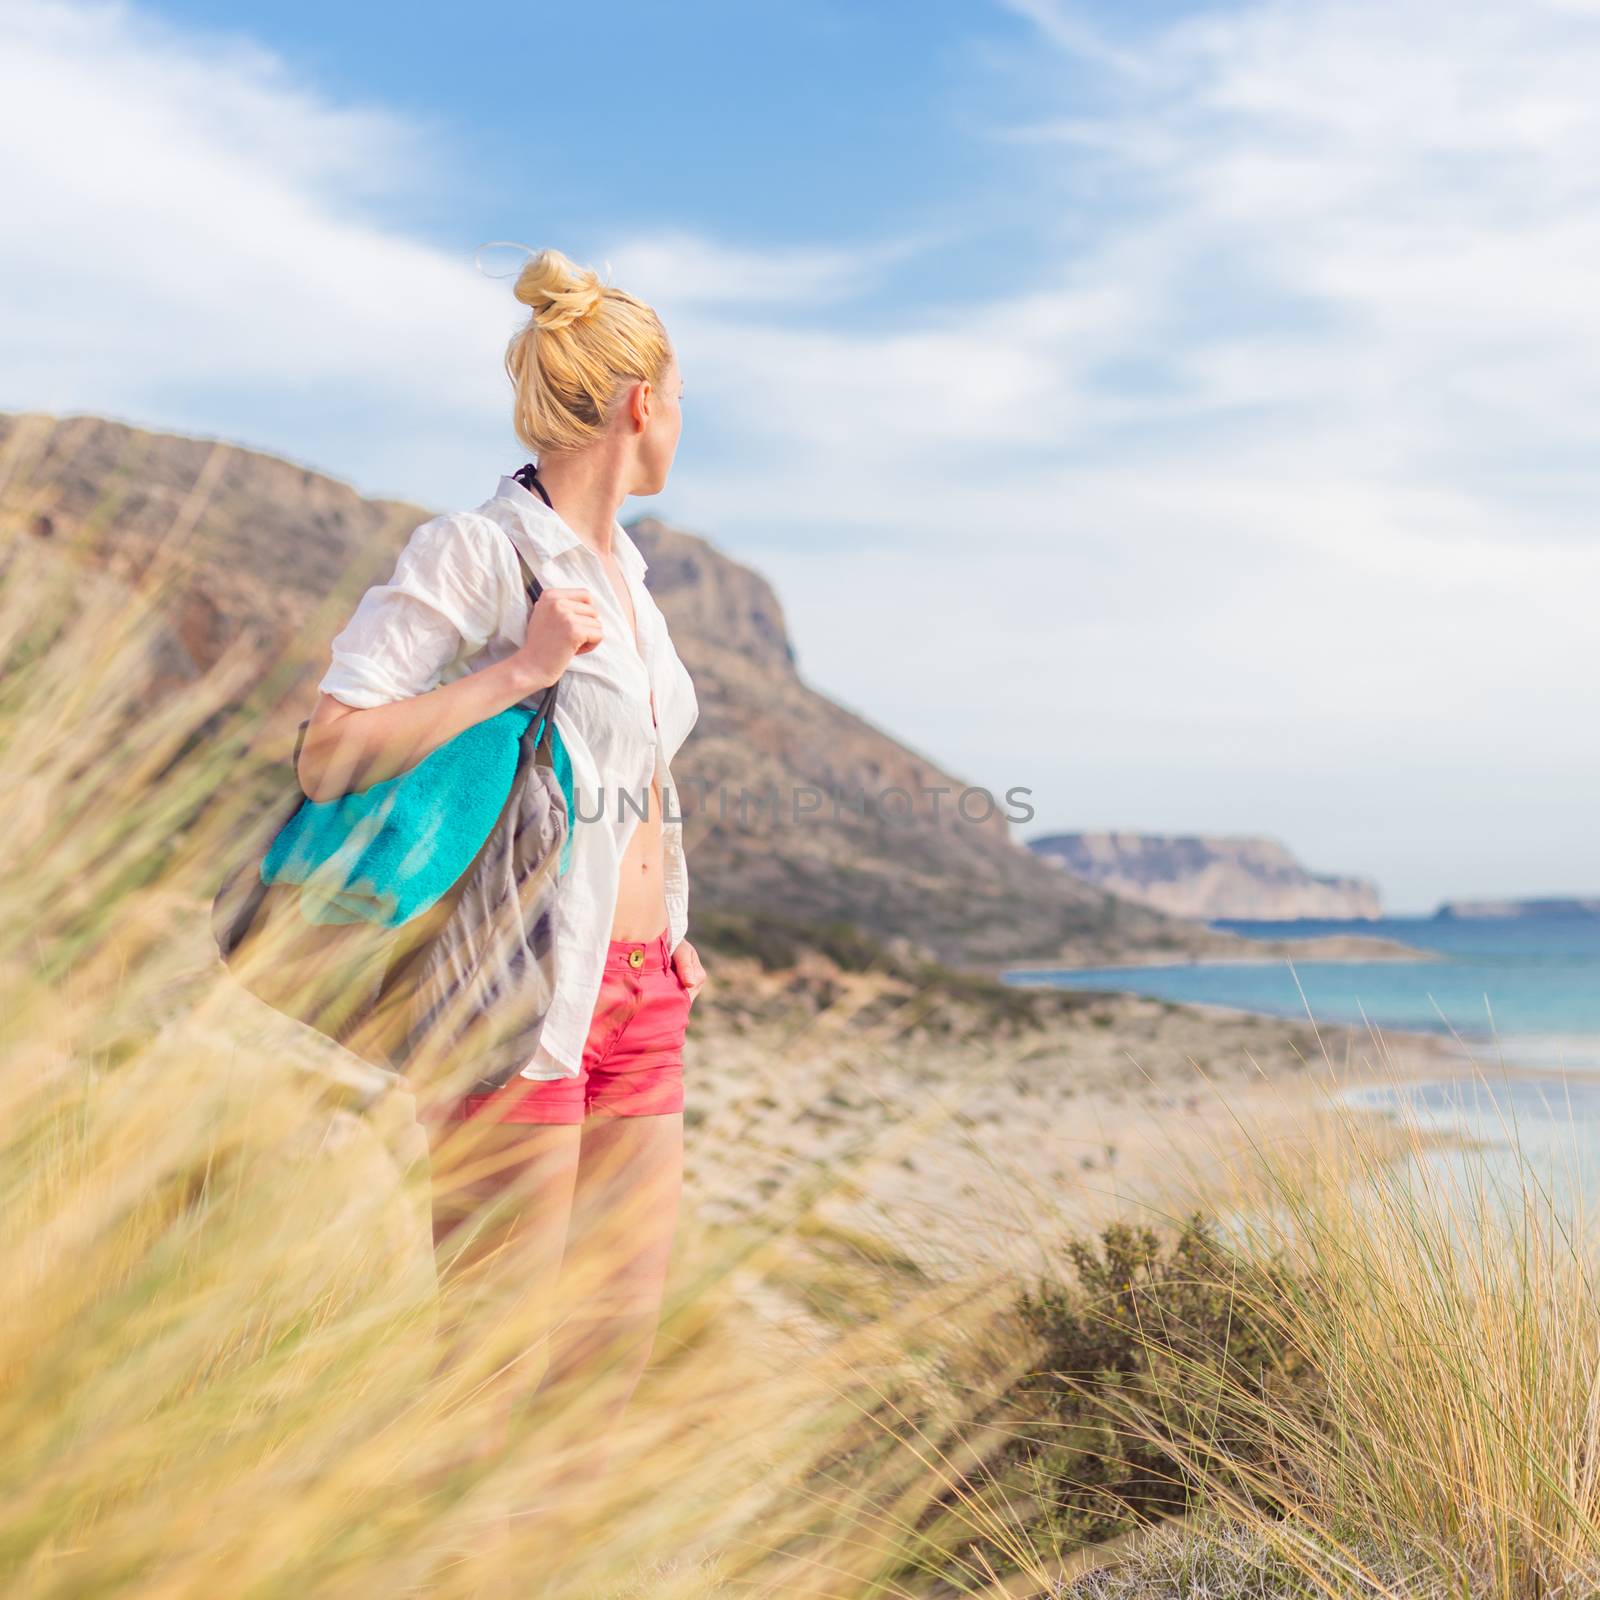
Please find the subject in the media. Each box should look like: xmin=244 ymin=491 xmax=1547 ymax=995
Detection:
xmin=316 ymin=472 xmax=700 ymax=1080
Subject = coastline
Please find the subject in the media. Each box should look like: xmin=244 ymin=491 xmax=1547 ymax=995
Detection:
xmin=1002 ymin=931 xmax=1442 ymax=974
xmin=678 ymin=952 xmax=1530 ymax=1291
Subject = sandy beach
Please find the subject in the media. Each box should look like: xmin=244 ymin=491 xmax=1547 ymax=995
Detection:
xmin=673 ymin=950 xmax=1504 ymax=1299
xmin=213 ymin=919 xmax=1558 ymax=1353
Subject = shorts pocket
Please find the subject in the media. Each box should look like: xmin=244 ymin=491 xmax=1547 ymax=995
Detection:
xmin=665 ymin=962 xmax=694 ymax=1008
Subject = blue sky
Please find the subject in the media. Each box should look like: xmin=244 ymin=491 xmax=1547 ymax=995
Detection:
xmin=4 ymin=0 xmax=1598 ymax=913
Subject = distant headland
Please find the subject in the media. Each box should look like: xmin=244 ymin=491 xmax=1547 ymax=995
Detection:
xmin=1432 ymin=897 xmax=1600 ymax=920
xmin=1027 ymin=831 xmax=1382 ymax=921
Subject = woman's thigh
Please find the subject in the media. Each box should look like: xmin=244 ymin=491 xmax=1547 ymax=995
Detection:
xmin=557 ymin=1111 xmax=684 ymax=1323
xmin=424 ymin=1115 xmax=583 ymax=1297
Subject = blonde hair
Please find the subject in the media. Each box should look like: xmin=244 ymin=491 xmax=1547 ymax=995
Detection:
xmin=503 ymin=248 xmax=673 ymax=455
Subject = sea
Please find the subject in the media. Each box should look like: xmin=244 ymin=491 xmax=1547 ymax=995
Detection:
xmin=1004 ymin=913 xmax=1600 ymax=1072
xmin=1004 ymin=913 xmax=1600 ymax=1204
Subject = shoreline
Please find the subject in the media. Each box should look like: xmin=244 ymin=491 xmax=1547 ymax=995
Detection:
xmin=679 ymin=955 xmax=1547 ymax=1285
xmin=1000 ymin=933 xmax=1443 ymax=976
xmin=789 ymin=1002 xmax=1576 ymax=1284
xmin=650 ymin=940 xmax=1600 ymax=1389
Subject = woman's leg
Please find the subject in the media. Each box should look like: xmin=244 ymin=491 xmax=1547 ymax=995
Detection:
xmin=528 ymin=1108 xmax=685 ymax=1507
xmin=423 ymin=1114 xmax=583 ymax=1467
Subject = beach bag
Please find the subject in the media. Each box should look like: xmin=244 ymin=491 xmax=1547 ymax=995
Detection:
xmin=210 ymin=493 xmax=576 ymax=1112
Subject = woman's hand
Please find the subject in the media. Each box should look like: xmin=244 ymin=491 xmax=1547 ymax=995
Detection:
xmin=512 ymin=586 xmax=603 ymax=690
xmin=672 ymin=938 xmax=707 ymax=1002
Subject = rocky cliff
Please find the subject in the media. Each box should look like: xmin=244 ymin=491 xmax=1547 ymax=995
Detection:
xmin=0 ymin=408 xmax=1293 ymax=969
xmin=1027 ymin=831 xmax=1383 ymax=922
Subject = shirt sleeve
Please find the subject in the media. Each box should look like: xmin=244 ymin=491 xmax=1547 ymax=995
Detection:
xmin=317 ymin=512 xmax=514 ymax=709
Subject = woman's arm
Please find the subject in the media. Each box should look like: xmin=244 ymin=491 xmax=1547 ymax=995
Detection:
xmin=298 ymin=589 xmax=600 ymax=800
xmin=297 ymin=657 xmax=543 ymax=801
xmin=295 ymin=511 xmax=601 ymax=801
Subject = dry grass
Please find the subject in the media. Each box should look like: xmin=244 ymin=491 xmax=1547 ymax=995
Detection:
xmin=1037 ymin=1056 xmax=1600 ymax=1597
xmin=5 ymin=440 xmax=1600 ymax=1599
xmin=0 ymin=472 xmax=1077 ymax=1599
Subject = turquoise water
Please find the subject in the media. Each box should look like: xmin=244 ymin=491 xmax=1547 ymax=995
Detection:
xmin=1218 ymin=1073 xmax=1600 ymax=1252
xmin=1003 ymin=914 xmax=1600 ymax=1071
xmin=1008 ymin=913 xmax=1600 ymax=1215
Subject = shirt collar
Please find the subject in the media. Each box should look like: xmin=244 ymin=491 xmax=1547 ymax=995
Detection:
xmin=493 ymin=473 xmax=650 ymax=581
xmin=613 ymin=523 xmax=650 ymax=581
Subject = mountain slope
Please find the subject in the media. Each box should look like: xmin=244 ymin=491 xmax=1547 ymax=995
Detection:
xmin=0 ymin=409 xmax=1257 ymax=968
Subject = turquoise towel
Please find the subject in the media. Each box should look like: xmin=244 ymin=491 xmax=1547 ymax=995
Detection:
xmin=262 ymin=705 xmax=567 ymax=928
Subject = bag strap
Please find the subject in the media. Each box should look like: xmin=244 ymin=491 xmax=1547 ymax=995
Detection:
xmin=507 ymin=461 xmax=562 ymax=743
xmin=508 ymin=539 xmax=561 ymax=745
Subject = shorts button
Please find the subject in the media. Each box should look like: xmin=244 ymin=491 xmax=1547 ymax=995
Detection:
xmin=627 ymin=947 xmax=645 ymax=969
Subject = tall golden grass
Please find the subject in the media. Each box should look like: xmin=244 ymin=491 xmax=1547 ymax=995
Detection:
xmin=4 ymin=445 xmax=1599 ymax=1599
xmin=1049 ymin=1051 xmax=1600 ymax=1595
xmin=0 ymin=473 xmax=1077 ymax=1599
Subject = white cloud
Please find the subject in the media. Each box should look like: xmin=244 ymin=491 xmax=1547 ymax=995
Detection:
xmin=589 ymin=230 xmax=935 ymax=310
xmin=643 ymin=0 xmax=1600 ymax=908
xmin=3 ymin=0 xmax=1597 ymax=908
xmin=0 ymin=0 xmax=510 ymax=491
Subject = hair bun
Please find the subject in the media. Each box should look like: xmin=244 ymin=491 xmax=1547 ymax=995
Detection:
xmin=496 ymin=243 xmax=672 ymax=456
xmin=512 ymin=247 xmax=607 ymax=332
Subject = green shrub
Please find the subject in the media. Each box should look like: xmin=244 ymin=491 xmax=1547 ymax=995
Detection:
xmin=923 ymin=1215 xmax=1323 ymax=1584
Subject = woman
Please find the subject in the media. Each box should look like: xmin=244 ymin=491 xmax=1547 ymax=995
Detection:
xmin=294 ymin=247 xmax=704 ymax=1528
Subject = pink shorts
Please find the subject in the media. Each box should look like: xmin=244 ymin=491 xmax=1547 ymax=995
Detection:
xmin=445 ymin=930 xmax=690 ymax=1125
